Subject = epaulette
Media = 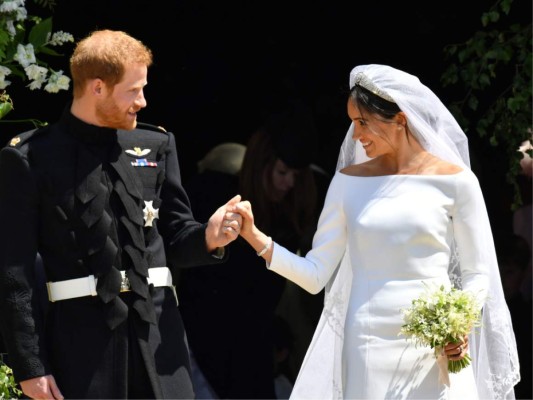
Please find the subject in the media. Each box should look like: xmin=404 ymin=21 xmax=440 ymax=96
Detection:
xmin=6 ymin=125 xmax=49 ymax=148
xmin=136 ymin=122 xmax=168 ymax=133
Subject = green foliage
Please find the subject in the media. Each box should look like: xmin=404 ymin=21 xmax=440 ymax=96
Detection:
xmin=33 ymin=0 xmax=57 ymax=9
xmin=441 ymin=0 xmax=532 ymax=209
xmin=0 ymin=93 xmax=12 ymax=119
xmin=28 ymin=17 xmax=53 ymax=50
xmin=0 ymin=91 xmax=45 ymax=126
xmin=0 ymin=0 xmax=72 ymax=125
xmin=0 ymin=362 xmax=21 ymax=400
xmin=0 ymin=16 xmax=60 ymax=79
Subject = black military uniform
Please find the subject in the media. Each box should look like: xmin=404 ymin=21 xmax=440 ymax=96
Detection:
xmin=0 ymin=105 xmax=226 ymax=398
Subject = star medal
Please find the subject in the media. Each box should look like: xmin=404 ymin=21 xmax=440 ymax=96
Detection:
xmin=143 ymin=200 xmax=159 ymax=227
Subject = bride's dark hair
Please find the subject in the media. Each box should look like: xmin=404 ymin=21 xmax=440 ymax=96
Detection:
xmin=349 ymin=84 xmax=401 ymax=120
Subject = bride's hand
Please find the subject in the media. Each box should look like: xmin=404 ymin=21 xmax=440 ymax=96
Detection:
xmin=444 ymin=335 xmax=469 ymax=360
xmin=231 ymin=200 xmax=273 ymax=261
xmin=230 ymin=200 xmax=255 ymax=239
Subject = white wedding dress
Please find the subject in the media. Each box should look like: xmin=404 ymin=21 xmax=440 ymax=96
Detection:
xmin=268 ymin=169 xmax=491 ymax=400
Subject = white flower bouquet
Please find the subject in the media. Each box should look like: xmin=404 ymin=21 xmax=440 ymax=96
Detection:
xmin=399 ymin=283 xmax=482 ymax=374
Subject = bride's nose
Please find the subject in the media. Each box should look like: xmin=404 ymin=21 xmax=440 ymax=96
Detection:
xmin=351 ymin=123 xmax=360 ymax=140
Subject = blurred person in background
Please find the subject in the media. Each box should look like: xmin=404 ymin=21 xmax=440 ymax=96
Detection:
xmin=178 ymin=99 xmax=323 ymax=399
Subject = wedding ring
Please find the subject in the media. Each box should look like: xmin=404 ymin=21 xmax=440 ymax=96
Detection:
xmin=458 ymin=345 xmax=463 ymax=353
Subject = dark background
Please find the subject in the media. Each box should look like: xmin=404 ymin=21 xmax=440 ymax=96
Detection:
xmin=3 ymin=0 xmax=531 ymax=229
xmin=1 ymin=3 xmax=531 ymax=395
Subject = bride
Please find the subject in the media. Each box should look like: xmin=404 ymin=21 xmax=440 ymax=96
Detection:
xmin=231 ymin=64 xmax=520 ymax=399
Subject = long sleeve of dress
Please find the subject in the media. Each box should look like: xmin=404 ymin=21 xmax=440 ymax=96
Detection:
xmin=452 ymin=170 xmax=490 ymax=304
xmin=268 ymin=175 xmax=347 ymax=294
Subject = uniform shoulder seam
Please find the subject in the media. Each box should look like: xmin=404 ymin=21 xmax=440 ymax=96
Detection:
xmin=136 ymin=122 xmax=168 ymax=134
xmin=5 ymin=125 xmax=49 ymax=148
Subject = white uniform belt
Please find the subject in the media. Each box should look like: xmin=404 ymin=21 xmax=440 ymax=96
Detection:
xmin=46 ymin=267 xmax=173 ymax=302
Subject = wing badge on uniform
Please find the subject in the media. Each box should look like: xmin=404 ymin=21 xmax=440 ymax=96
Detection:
xmin=125 ymin=147 xmax=151 ymax=157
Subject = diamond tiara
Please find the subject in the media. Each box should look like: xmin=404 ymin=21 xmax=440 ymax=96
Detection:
xmin=352 ymin=72 xmax=395 ymax=102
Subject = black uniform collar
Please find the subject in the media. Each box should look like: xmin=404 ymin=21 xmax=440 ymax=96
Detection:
xmin=60 ymin=102 xmax=118 ymax=145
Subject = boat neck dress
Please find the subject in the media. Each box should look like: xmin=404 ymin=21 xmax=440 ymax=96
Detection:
xmin=268 ymin=169 xmax=490 ymax=399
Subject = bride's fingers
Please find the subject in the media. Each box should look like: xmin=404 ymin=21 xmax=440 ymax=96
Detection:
xmin=233 ymin=201 xmax=252 ymax=218
xmin=237 ymin=200 xmax=251 ymax=211
xmin=447 ymin=345 xmax=466 ymax=360
xmin=444 ymin=339 xmax=468 ymax=360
